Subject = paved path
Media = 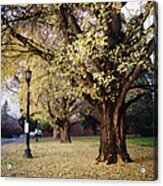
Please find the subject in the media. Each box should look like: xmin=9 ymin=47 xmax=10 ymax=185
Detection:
xmin=1 ymin=135 xmax=24 ymax=145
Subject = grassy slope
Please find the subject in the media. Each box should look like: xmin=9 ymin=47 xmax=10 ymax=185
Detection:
xmin=1 ymin=136 xmax=158 ymax=180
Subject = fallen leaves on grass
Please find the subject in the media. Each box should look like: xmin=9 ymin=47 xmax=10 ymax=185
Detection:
xmin=1 ymin=137 xmax=157 ymax=180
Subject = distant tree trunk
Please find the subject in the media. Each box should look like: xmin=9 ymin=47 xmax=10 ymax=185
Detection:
xmin=59 ymin=120 xmax=71 ymax=143
xmin=96 ymin=101 xmax=117 ymax=164
xmin=52 ymin=124 xmax=60 ymax=141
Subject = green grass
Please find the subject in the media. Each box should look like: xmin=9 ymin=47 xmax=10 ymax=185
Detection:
xmin=127 ymin=137 xmax=157 ymax=147
xmin=72 ymin=136 xmax=157 ymax=147
xmin=1 ymin=136 xmax=157 ymax=180
xmin=33 ymin=137 xmax=54 ymax=142
xmin=72 ymin=136 xmax=100 ymax=141
xmin=35 ymin=136 xmax=157 ymax=147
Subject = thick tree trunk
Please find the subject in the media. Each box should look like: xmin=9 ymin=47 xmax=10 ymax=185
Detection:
xmin=59 ymin=120 xmax=71 ymax=143
xmin=52 ymin=124 xmax=60 ymax=141
xmin=119 ymin=108 xmax=133 ymax=162
xmin=113 ymin=104 xmax=133 ymax=162
xmin=96 ymin=102 xmax=117 ymax=164
xmin=96 ymin=100 xmax=133 ymax=164
xmin=112 ymin=64 xmax=141 ymax=163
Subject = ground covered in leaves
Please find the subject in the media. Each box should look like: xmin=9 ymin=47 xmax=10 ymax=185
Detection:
xmin=1 ymin=136 xmax=157 ymax=180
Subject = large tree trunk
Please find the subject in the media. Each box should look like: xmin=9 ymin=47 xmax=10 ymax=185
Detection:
xmin=96 ymin=100 xmax=133 ymax=164
xmin=111 ymin=64 xmax=142 ymax=163
xmin=113 ymin=103 xmax=133 ymax=162
xmin=59 ymin=120 xmax=71 ymax=143
xmin=96 ymin=101 xmax=117 ymax=164
xmin=52 ymin=124 xmax=60 ymax=141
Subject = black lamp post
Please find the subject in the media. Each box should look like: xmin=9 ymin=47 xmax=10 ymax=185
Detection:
xmin=35 ymin=120 xmax=40 ymax=142
xmin=24 ymin=68 xmax=32 ymax=158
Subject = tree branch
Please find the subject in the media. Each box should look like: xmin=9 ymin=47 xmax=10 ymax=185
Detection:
xmin=130 ymin=84 xmax=154 ymax=91
xmin=47 ymin=99 xmax=55 ymax=119
xmin=115 ymin=37 xmax=154 ymax=112
xmin=2 ymin=15 xmax=55 ymax=64
xmin=125 ymin=92 xmax=148 ymax=109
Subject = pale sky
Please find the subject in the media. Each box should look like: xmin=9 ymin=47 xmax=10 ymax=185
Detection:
xmin=1 ymin=89 xmax=20 ymax=118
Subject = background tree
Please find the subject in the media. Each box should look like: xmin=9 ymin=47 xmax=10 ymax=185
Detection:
xmin=81 ymin=114 xmax=100 ymax=135
xmin=126 ymin=93 xmax=157 ymax=137
xmin=1 ymin=2 xmax=157 ymax=163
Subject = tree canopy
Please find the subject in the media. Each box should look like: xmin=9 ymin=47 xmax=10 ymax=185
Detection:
xmin=1 ymin=1 xmax=157 ymax=163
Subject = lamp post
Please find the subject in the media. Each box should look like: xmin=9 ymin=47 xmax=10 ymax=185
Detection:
xmin=35 ymin=120 xmax=40 ymax=142
xmin=24 ymin=68 xmax=32 ymax=158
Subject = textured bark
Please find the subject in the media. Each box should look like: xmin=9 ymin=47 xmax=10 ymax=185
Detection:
xmin=119 ymin=108 xmax=133 ymax=162
xmin=59 ymin=121 xmax=71 ymax=143
xmin=96 ymin=102 xmax=117 ymax=164
xmin=114 ymin=105 xmax=133 ymax=162
xmin=97 ymin=100 xmax=133 ymax=164
xmin=111 ymin=64 xmax=143 ymax=162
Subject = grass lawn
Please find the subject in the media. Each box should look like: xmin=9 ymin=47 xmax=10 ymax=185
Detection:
xmin=1 ymin=136 xmax=157 ymax=180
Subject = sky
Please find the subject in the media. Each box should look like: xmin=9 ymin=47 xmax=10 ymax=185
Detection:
xmin=1 ymin=89 xmax=20 ymax=118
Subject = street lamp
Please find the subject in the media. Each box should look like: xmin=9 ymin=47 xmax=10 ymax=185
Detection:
xmin=24 ymin=68 xmax=32 ymax=158
xmin=35 ymin=120 xmax=40 ymax=142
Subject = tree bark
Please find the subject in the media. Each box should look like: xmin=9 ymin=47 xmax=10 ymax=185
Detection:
xmin=96 ymin=101 xmax=117 ymax=164
xmin=113 ymin=103 xmax=133 ymax=162
xmin=111 ymin=65 xmax=143 ymax=163
xmin=97 ymin=100 xmax=133 ymax=164
xmin=119 ymin=106 xmax=133 ymax=162
xmin=59 ymin=120 xmax=71 ymax=143
xmin=52 ymin=124 xmax=60 ymax=141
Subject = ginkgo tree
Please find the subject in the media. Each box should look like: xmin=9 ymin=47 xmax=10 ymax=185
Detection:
xmin=1 ymin=1 xmax=157 ymax=164
xmin=31 ymin=70 xmax=81 ymax=143
xmin=17 ymin=54 xmax=80 ymax=143
xmin=1 ymin=4 xmax=81 ymax=143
